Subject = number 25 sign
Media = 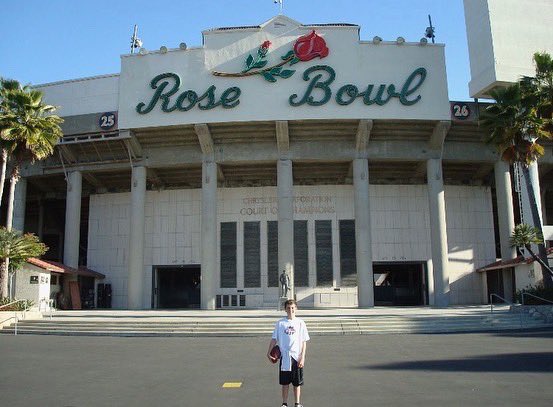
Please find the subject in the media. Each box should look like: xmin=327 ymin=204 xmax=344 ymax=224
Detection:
xmin=99 ymin=112 xmax=117 ymax=130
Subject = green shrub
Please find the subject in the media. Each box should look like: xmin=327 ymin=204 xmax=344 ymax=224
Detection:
xmin=515 ymin=284 xmax=553 ymax=304
xmin=0 ymin=297 xmax=34 ymax=311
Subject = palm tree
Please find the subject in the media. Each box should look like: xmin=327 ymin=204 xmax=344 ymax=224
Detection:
xmin=0 ymin=79 xmax=28 ymax=207
xmin=521 ymin=52 xmax=553 ymax=134
xmin=510 ymin=223 xmax=553 ymax=277
xmin=0 ymin=81 xmax=63 ymax=230
xmin=480 ymin=52 xmax=553 ymax=287
xmin=0 ymin=227 xmax=47 ymax=299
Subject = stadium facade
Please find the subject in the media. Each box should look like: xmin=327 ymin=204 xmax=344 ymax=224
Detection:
xmin=10 ymin=14 xmax=552 ymax=309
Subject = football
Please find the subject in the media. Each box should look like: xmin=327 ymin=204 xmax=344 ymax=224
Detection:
xmin=269 ymin=345 xmax=281 ymax=363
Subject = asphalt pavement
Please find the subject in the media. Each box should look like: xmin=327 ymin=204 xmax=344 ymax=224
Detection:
xmin=1 ymin=329 xmax=552 ymax=406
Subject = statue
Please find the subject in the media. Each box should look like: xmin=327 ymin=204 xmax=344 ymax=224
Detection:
xmin=279 ymin=269 xmax=291 ymax=298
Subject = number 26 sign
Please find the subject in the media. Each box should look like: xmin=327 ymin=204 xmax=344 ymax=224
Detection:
xmin=99 ymin=112 xmax=117 ymax=130
xmin=451 ymin=103 xmax=471 ymax=120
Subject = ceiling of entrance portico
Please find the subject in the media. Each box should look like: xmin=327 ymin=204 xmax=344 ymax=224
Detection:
xmin=45 ymin=118 xmax=494 ymax=170
xmin=27 ymin=117 xmax=524 ymax=195
xmin=130 ymin=119 xmax=444 ymax=146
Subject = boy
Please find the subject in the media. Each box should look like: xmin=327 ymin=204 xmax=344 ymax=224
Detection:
xmin=267 ymin=299 xmax=310 ymax=407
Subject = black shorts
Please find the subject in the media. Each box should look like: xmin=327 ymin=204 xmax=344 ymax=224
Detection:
xmin=279 ymin=357 xmax=304 ymax=387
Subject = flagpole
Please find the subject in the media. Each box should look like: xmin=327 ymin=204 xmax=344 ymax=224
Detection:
xmin=274 ymin=0 xmax=283 ymax=14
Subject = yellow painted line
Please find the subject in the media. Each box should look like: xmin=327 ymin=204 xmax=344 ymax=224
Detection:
xmin=222 ymin=382 xmax=242 ymax=388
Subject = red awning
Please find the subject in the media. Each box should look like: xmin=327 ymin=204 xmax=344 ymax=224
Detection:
xmin=27 ymin=257 xmax=64 ymax=272
xmin=477 ymin=248 xmax=553 ymax=272
xmin=26 ymin=258 xmax=105 ymax=279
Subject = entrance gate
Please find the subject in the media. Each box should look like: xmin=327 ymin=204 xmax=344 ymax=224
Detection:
xmin=373 ymin=262 xmax=427 ymax=306
xmin=152 ymin=265 xmax=201 ymax=309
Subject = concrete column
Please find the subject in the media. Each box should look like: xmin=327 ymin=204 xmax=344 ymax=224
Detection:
xmin=528 ymin=161 xmax=544 ymax=226
xmin=528 ymin=162 xmax=543 ymax=224
xmin=426 ymin=259 xmax=435 ymax=306
xmin=201 ymin=159 xmax=217 ymax=310
xmin=38 ymin=199 xmax=44 ymax=240
xmin=494 ymin=161 xmax=516 ymax=301
xmin=541 ymin=188 xmax=548 ymax=226
xmin=63 ymin=171 xmax=82 ymax=268
xmin=353 ymin=158 xmax=374 ymax=307
xmin=495 ymin=161 xmax=517 ymax=259
xmin=11 ymin=177 xmax=27 ymax=232
xmin=278 ymin=159 xmax=294 ymax=298
xmin=427 ymin=158 xmax=450 ymax=307
xmin=127 ymin=166 xmax=146 ymax=309
xmin=520 ymin=162 xmax=544 ymax=226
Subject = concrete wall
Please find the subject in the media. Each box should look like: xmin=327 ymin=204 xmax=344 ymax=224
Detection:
xmin=464 ymin=0 xmax=553 ymax=97
xmin=14 ymin=265 xmax=51 ymax=304
xmin=515 ymin=254 xmax=553 ymax=292
xmin=445 ymin=185 xmax=496 ymax=304
xmin=88 ymin=184 xmax=495 ymax=308
xmin=35 ymin=74 xmax=119 ymax=117
xmin=88 ymin=193 xmax=131 ymax=308
xmin=515 ymin=263 xmax=540 ymax=293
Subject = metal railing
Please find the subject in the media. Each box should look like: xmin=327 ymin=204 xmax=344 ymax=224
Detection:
xmin=489 ymin=293 xmax=523 ymax=329
xmin=39 ymin=298 xmax=55 ymax=320
xmin=0 ymin=300 xmax=32 ymax=335
xmin=489 ymin=293 xmax=515 ymax=313
xmin=521 ymin=292 xmax=553 ymax=306
xmin=520 ymin=293 xmax=553 ymax=322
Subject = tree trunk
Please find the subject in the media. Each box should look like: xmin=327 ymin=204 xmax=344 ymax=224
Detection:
xmin=6 ymin=166 xmax=19 ymax=231
xmin=522 ymin=165 xmax=553 ymax=286
xmin=2 ymin=166 xmax=18 ymax=299
xmin=0 ymin=259 xmax=8 ymax=299
xmin=0 ymin=148 xmax=7 ymax=208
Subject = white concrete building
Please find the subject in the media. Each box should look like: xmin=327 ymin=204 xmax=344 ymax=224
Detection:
xmin=464 ymin=0 xmax=553 ymax=297
xmin=11 ymin=15 xmax=553 ymax=309
xmin=463 ymin=0 xmax=553 ymax=99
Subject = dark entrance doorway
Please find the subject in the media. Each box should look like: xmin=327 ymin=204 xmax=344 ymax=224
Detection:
xmin=152 ymin=266 xmax=201 ymax=309
xmin=373 ymin=263 xmax=427 ymax=306
xmin=486 ymin=269 xmax=504 ymax=303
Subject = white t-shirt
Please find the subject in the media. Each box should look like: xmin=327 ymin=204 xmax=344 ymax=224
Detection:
xmin=272 ymin=317 xmax=310 ymax=371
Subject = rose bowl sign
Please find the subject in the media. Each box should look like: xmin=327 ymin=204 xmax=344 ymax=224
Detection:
xmin=136 ymin=30 xmax=428 ymax=115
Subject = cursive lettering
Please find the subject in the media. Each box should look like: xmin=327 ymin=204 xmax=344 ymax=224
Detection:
xmin=290 ymin=65 xmax=427 ymax=107
xmin=136 ymin=72 xmax=241 ymax=114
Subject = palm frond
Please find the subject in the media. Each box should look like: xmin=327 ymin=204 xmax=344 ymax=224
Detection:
xmin=0 ymin=227 xmax=47 ymax=261
xmin=0 ymin=80 xmax=63 ymax=168
xmin=510 ymin=223 xmax=544 ymax=248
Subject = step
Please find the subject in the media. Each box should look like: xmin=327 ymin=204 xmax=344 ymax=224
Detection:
xmin=3 ymin=323 xmax=551 ymax=337
xmin=3 ymin=309 xmax=551 ymax=337
xmin=3 ymin=323 xmax=548 ymax=336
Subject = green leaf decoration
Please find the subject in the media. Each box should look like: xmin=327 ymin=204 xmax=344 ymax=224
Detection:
xmin=262 ymin=72 xmax=277 ymax=82
xmin=279 ymin=69 xmax=295 ymax=78
xmin=270 ymin=67 xmax=282 ymax=75
xmin=254 ymin=60 xmax=268 ymax=69
xmin=281 ymin=50 xmax=295 ymax=60
xmin=289 ymin=57 xmax=300 ymax=66
xmin=246 ymin=54 xmax=254 ymax=68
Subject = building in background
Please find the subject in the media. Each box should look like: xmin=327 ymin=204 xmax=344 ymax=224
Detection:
xmin=464 ymin=0 xmax=553 ymax=99
xmin=7 ymin=15 xmax=551 ymax=309
xmin=464 ymin=0 xmax=553 ymax=299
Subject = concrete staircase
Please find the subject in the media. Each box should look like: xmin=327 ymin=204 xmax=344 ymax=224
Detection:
xmin=2 ymin=306 xmax=552 ymax=337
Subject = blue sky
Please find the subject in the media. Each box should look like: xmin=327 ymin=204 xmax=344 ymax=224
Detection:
xmin=0 ymin=0 xmax=472 ymax=101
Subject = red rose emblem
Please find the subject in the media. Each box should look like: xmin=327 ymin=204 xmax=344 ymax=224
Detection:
xmin=261 ymin=40 xmax=271 ymax=50
xmin=293 ymin=30 xmax=329 ymax=61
